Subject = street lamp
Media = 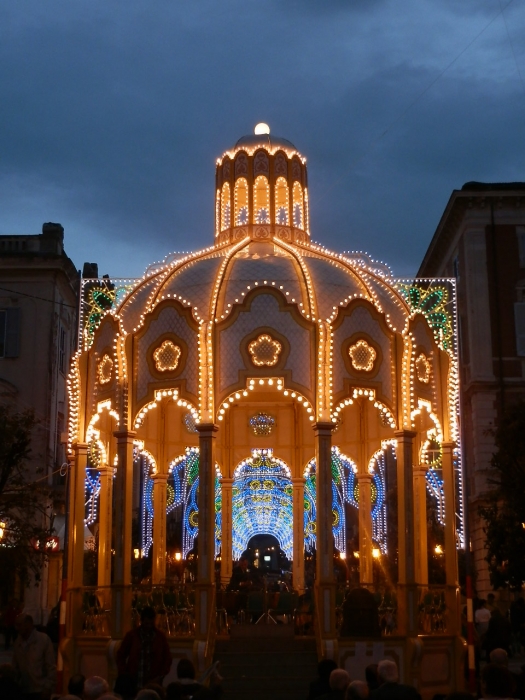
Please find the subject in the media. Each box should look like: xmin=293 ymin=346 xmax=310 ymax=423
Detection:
xmin=0 ymin=521 xmax=5 ymax=540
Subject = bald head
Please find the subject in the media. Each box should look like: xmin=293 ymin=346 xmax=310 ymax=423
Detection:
xmin=330 ymin=669 xmax=351 ymax=692
xmin=346 ymin=680 xmax=369 ymax=699
xmin=84 ymin=676 xmax=109 ymax=700
xmin=489 ymin=648 xmax=509 ymax=667
xmin=377 ymin=660 xmax=399 ymax=684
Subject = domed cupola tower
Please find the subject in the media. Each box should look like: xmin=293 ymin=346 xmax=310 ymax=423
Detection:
xmin=215 ymin=123 xmax=309 ymax=245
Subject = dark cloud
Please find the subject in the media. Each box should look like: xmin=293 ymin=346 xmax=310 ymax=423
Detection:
xmin=0 ymin=0 xmax=523 ymax=278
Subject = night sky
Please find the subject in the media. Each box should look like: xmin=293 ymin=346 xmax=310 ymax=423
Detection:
xmin=1 ymin=0 xmax=524 ymax=279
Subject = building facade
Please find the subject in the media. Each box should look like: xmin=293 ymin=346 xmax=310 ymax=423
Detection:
xmin=418 ymin=182 xmax=525 ymax=595
xmin=0 ymin=223 xmax=79 ymax=621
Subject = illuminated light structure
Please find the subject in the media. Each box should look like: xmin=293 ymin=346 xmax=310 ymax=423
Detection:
xmin=232 ymin=449 xmax=293 ymax=559
xmin=66 ymin=124 xmax=463 ymax=678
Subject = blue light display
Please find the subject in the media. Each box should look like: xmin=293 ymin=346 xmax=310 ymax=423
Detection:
xmin=232 ymin=449 xmax=293 ymax=560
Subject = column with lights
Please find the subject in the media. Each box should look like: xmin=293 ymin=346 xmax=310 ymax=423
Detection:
xmin=195 ymin=423 xmax=218 ymax=646
xmin=314 ymin=422 xmax=337 ymax=652
xmin=152 ymin=473 xmax=168 ymax=584
xmin=68 ymin=442 xmax=88 ymax=636
xmin=97 ymin=465 xmax=114 ymax=597
xmin=394 ymin=430 xmax=418 ymax=636
xmin=220 ymin=478 xmax=233 ymax=585
xmin=292 ymin=477 xmax=305 ymax=592
xmin=413 ymin=463 xmax=429 ymax=586
xmin=442 ymin=441 xmax=459 ymax=634
xmin=112 ymin=430 xmax=136 ymax=639
xmin=357 ymin=473 xmax=373 ymax=586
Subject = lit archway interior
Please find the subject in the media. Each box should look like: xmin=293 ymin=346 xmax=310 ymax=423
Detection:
xmin=232 ymin=449 xmax=293 ymax=560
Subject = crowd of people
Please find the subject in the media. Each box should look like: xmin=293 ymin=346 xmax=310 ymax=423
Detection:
xmin=308 ymin=654 xmax=525 ymax=700
xmin=2 ymin=594 xmax=525 ymax=700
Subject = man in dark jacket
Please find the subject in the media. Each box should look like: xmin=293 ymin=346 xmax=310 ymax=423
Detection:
xmin=116 ymin=607 xmax=172 ymax=688
xmin=370 ymin=660 xmax=421 ymax=700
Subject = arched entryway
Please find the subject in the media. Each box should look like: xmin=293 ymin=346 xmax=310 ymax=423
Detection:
xmin=232 ymin=449 xmax=293 ymax=561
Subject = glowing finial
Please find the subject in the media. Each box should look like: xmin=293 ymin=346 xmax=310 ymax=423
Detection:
xmin=254 ymin=123 xmax=270 ymax=135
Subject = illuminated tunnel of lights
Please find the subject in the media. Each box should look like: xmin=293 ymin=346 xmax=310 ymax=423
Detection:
xmin=232 ymin=449 xmax=293 ymax=560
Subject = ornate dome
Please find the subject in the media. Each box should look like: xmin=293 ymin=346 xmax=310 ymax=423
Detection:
xmin=116 ymin=123 xmax=410 ymax=338
xmin=117 ymin=237 xmax=409 ymax=334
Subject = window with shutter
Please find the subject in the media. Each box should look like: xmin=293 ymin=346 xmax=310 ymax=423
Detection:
xmin=0 ymin=311 xmax=5 ymax=357
xmin=518 ymin=227 xmax=525 ymax=268
xmin=514 ymin=302 xmax=525 ymax=356
xmin=2 ymin=308 xmax=20 ymax=358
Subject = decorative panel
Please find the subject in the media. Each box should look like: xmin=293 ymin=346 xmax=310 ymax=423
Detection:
xmin=219 ymin=252 xmax=306 ymax=319
xmin=218 ymin=293 xmax=311 ymax=393
xmin=333 ymin=305 xmax=393 ymax=402
xmin=302 ymin=254 xmax=364 ymax=320
xmin=136 ymin=305 xmax=198 ymax=403
xmin=158 ymin=254 xmax=225 ymax=321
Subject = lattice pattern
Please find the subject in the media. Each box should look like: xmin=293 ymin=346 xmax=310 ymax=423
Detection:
xmin=219 ymin=294 xmax=311 ymax=392
xmin=220 ymin=252 xmax=306 ymax=317
xmin=158 ymin=255 xmax=225 ymax=320
xmin=302 ymin=254 xmax=365 ymax=319
xmin=136 ymin=306 xmax=198 ymax=401
xmin=333 ymin=307 xmax=393 ymax=401
xmin=349 ymin=339 xmax=376 ymax=372
xmin=119 ymin=275 xmax=163 ymax=333
xmin=153 ymin=340 xmax=181 ymax=372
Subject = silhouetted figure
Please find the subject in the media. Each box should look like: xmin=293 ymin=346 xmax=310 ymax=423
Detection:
xmin=340 ymin=589 xmax=380 ymax=638
xmin=370 ymin=660 xmax=421 ymax=700
xmin=481 ymin=663 xmax=515 ymax=699
xmin=116 ymin=607 xmax=172 ymax=688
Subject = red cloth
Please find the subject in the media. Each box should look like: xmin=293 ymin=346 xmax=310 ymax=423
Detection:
xmin=116 ymin=627 xmax=172 ymax=683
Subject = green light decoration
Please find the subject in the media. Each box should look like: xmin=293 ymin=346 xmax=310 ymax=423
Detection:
xmin=397 ymin=283 xmax=453 ymax=351
xmin=83 ymin=280 xmax=133 ymax=347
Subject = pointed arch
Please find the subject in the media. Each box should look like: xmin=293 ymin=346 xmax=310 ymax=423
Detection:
xmin=275 ymin=176 xmax=290 ymax=226
xmin=253 ymin=175 xmax=270 ymax=224
xmin=221 ymin=182 xmax=231 ymax=231
xmin=234 ymin=178 xmax=249 ymax=226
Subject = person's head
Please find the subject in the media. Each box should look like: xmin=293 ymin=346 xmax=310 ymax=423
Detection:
xmin=144 ymin=683 xmax=166 ymax=700
xmin=329 ymin=669 xmax=351 ymax=692
xmin=489 ymin=648 xmax=509 ymax=667
xmin=135 ymin=691 xmax=160 ymax=700
xmin=83 ymin=675 xmax=109 ymax=700
xmin=346 ymin=680 xmax=369 ymax=699
xmin=140 ymin=606 xmax=157 ymax=630
xmin=239 ymin=557 xmax=248 ymax=571
xmin=487 ymin=593 xmax=495 ymax=603
xmin=365 ymin=664 xmax=378 ymax=686
xmin=481 ymin=664 xmax=515 ymax=699
xmin=177 ymin=658 xmax=196 ymax=680
xmin=318 ymin=659 xmax=338 ymax=681
xmin=377 ymin=660 xmax=399 ymax=685
xmin=15 ymin=613 xmax=34 ymax=640
xmin=68 ymin=673 xmax=86 ymax=697
xmin=478 ymin=599 xmax=487 ymax=609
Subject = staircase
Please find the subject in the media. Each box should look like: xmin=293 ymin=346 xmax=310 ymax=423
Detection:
xmin=214 ymin=626 xmax=318 ymax=700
